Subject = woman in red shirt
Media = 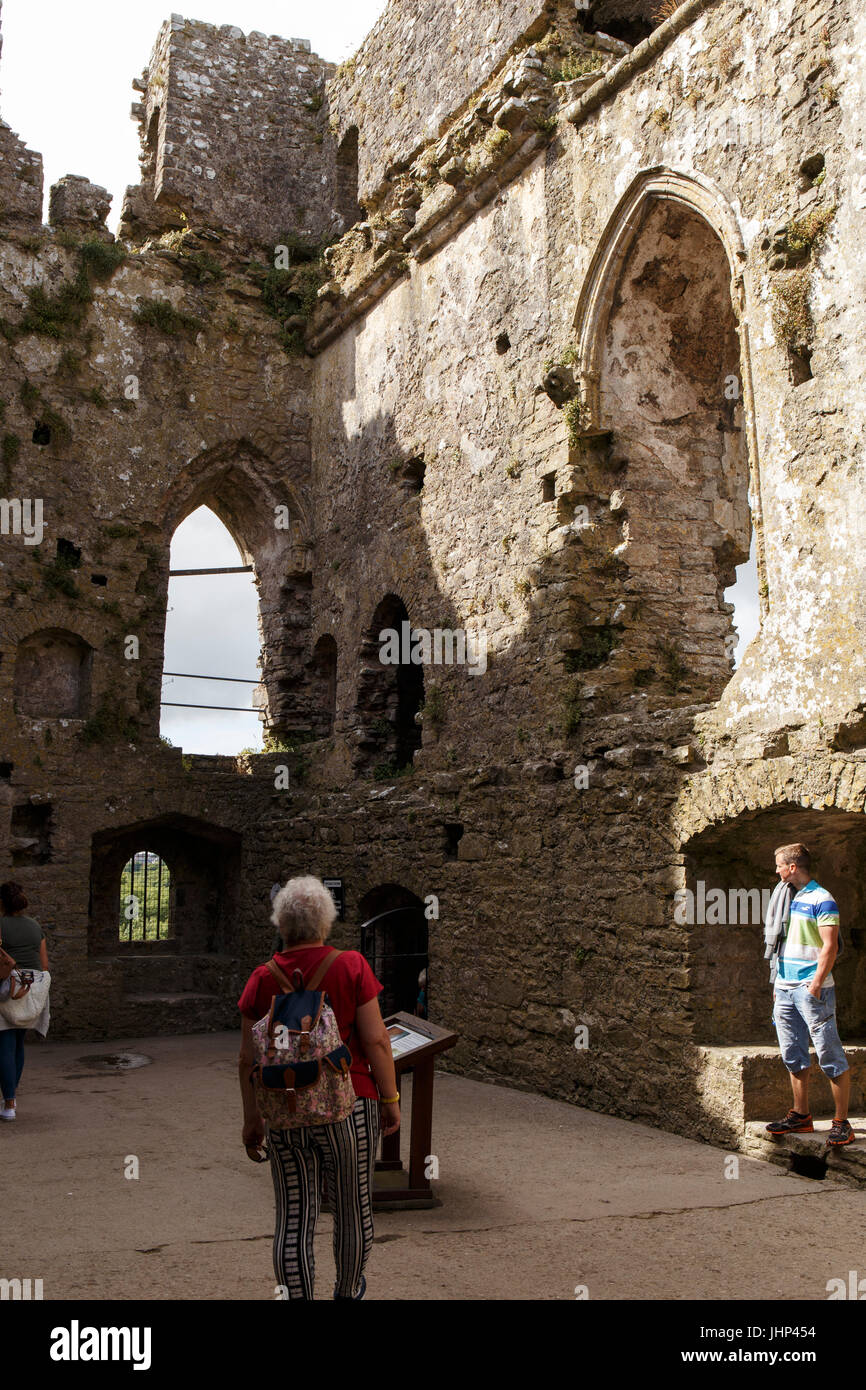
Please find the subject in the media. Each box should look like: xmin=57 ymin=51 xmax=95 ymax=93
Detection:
xmin=238 ymin=875 xmax=400 ymax=1300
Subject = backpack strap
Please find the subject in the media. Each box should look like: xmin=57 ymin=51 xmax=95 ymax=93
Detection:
xmin=266 ymin=958 xmax=294 ymax=992
xmin=306 ymin=948 xmax=342 ymax=992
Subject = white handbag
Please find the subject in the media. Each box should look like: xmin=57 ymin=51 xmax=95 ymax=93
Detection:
xmin=0 ymin=971 xmax=50 ymax=1027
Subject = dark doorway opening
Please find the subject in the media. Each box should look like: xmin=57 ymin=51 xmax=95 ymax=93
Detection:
xmin=358 ymin=883 xmax=428 ymax=1019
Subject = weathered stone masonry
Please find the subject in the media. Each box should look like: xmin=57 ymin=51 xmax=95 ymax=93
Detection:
xmin=1 ymin=0 xmax=865 ymax=1165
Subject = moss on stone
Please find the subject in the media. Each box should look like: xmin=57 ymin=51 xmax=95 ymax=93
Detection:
xmin=78 ymin=238 xmax=127 ymax=280
xmin=179 ymin=249 xmax=225 ymax=285
xmin=566 ymin=625 xmax=617 ymax=671
xmin=563 ymin=397 xmax=589 ymax=447
xmin=546 ymin=49 xmax=603 ymax=83
xmin=17 ymin=267 xmax=93 ymax=339
xmin=784 ymin=204 xmax=836 ymax=258
xmin=80 ymin=697 xmax=139 ymax=746
xmin=41 ymin=553 xmax=79 ymax=598
xmin=2 ymin=433 xmax=20 ymax=468
xmin=133 ymin=297 xmax=204 ymax=336
xmin=562 ymin=677 xmax=583 ymax=736
xmin=772 ymin=267 xmax=813 ymax=351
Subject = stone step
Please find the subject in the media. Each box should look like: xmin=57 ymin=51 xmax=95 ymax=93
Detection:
xmin=118 ymin=991 xmax=237 ymax=1037
xmin=694 ymin=1043 xmax=866 ymax=1128
xmin=112 ymin=954 xmax=240 ymax=996
xmin=743 ymin=1118 xmax=866 ymax=1189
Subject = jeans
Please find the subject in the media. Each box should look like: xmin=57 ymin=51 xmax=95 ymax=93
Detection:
xmin=0 ymin=1028 xmax=26 ymax=1101
xmin=773 ymin=984 xmax=849 ymax=1079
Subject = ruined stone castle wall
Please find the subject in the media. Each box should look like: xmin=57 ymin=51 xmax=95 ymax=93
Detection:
xmin=312 ymin=0 xmax=865 ymax=768
xmin=120 ymin=15 xmax=344 ymax=248
xmin=1 ymin=0 xmax=866 ymax=1154
xmin=327 ymin=0 xmax=563 ymax=207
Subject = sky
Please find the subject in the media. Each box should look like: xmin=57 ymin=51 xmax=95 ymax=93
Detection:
xmin=161 ymin=507 xmax=264 ymax=754
xmin=1 ymin=0 xmax=759 ymax=754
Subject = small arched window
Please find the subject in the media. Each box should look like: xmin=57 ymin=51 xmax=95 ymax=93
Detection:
xmin=336 ymin=125 xmax=363 ymax=231
xmin=118 ymin=851 xmax=172 ymax=942
xmin=311 ymin=634 xmax=338 ymax=736
xmin=355 ymin=594 xmax=424 ymax=774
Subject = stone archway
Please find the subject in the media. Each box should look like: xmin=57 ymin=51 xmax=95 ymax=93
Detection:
xmin=681 ymin=802 xmax=866 ymax=1045
xmin=353 ymin=594 xmax=424 ymax=774
xmin=571 ymin=169 xmax=761 ymax=706
xmin=154 ymin=442 xmax=314 ymax=741
xmin=358 ymin=882 xmax=428 ymax=1018
xmin=674 ymin=758 xmax=866 ymax=1130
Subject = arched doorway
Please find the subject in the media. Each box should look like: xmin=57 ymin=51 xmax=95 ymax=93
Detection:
xmin=358 ymin=883 xmax=428 ymax=1019
xmin=683 ymin=804 xmax=866 ymax=1045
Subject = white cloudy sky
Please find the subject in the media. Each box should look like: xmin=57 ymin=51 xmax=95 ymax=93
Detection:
xmin=1 ymin=0 xmax=758 ymax=754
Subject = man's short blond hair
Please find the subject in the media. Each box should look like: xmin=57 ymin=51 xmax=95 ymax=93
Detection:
xmin=775 ymin=842 xmax=811 ymax=871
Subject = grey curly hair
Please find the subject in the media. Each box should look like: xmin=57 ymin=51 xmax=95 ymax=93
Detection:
xmin=270 ymin=875 xmax=336 ymax=946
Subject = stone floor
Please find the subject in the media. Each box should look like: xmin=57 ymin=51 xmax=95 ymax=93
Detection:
xmin=4 ymin=1031 xmax=865 ymax=1301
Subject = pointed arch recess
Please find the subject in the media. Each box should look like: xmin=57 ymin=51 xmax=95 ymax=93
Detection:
xmin=573 ymin=168 xmax=767 ymax=615
xmin=156 ymin=441 xmax=314 ymax=740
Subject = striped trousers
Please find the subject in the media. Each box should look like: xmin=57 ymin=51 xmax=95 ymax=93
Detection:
xmin=268 ymin=1096 xmax=380 ymax=1300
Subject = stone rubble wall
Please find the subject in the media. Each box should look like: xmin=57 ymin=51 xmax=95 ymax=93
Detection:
xmin=120 ymin=15 xmax=343 ymax=250
xmin=327 ymin=0 xmax=565 ymax=208
xmin=0 ymin=1 xmax=43 ymax=232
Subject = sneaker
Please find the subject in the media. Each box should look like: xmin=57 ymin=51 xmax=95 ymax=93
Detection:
xmin=826 ymin=1118 xmax=856 ymax=1147
xmin=765 ymin=1109 xmax=814 ymax=1135
xmin=0 ymin=1104 xmax=15 ymax=1122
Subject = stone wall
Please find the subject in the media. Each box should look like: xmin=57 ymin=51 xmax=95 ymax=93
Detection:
xmin=120 ymin=16 xmax=344 ymax=249
xmin=0 ymin=1 xmax=43 ymax=233
xmin=1 ymin=0 xmax=865 ymax=1158
xmin=327 ymin=0 xmax=561 ymax=207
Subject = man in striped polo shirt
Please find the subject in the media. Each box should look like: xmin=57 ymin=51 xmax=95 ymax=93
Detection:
xmin=766 ymin=842 xmax=855 ymax=1145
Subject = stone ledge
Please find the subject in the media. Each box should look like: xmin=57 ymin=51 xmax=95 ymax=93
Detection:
xmin=564 ymin=0 xmax=723 ymax=128
xmin=695 ymin=1043 xmax=866 ymax=1126
xmin=743 ymin=1118 xmax=866 ymax=1189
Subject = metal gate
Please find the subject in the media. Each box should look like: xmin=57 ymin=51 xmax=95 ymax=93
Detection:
xmin=360 ymin=906 xmax=428 ymax=1018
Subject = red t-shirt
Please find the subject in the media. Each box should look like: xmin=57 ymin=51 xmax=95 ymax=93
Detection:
xmin=237 ymin=945 xmax=383 ymax=1100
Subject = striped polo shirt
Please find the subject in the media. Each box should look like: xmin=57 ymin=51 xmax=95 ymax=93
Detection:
xmin=776 ymin=879 xmax=839 ymax=988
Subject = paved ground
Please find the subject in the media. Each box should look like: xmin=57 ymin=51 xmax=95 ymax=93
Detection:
xmin=3 ymin=1031 xmax=864 ymax=1301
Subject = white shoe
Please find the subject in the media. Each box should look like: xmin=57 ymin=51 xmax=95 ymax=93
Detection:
xmin=0 ymin=1105 xmax=16 ymax=1121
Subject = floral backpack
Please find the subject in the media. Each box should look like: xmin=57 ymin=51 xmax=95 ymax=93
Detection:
xmin=248 ymin=949 xmax=356 ymax=1129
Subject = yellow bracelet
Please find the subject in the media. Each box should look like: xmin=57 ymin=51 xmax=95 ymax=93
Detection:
xmin=379 ymin=1094 xmax=400 ymax=1104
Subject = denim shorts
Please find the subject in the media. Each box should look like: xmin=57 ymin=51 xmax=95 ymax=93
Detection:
xmin=773 ymin=984 xmax=849 ymax=1078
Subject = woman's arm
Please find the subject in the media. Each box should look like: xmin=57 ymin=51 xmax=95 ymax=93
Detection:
xmin=355 ymin=997 xmax=401 ymax=1135
xmin=39 ymin=937 xmax=49 ymax=970
xmin=238 ymin=1015 xmax=264 ymax=1148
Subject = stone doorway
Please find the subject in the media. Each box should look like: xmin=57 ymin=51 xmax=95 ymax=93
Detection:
xmin=683 ymin=803 xmax=866 ymax=1046
xmin=358 ymin=883 xmax=428 ymax=1018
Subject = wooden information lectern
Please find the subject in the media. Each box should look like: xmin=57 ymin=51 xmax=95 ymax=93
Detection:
xmin=373 ymin=1012 xmax=458 ymax=1209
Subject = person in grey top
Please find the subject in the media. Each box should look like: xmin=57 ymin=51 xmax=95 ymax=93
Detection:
xmin=0 ymin=881 xmax=50 ymax=1121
